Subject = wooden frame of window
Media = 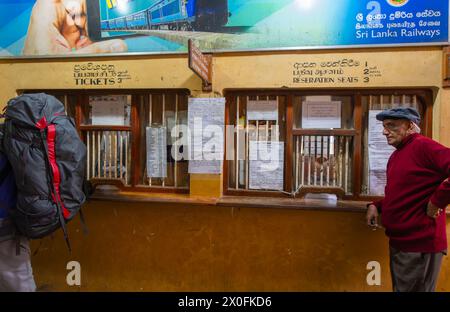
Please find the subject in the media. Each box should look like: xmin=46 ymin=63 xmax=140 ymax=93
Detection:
xmin=443 ymin=46 xmax=450 ymax=88
xmin=20 ymin=89 xmax=190 ymax=194
xmin=223 ymin=88 xmax=433 ymax=201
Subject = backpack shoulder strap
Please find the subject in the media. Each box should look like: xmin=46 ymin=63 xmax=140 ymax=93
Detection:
xmin=0 ymin=155 xmax=11 ymax=186
xmin=0 ymin=169 xmax=8 ymax=186
xmin=39 ymin=127 xmax=72 ymax=253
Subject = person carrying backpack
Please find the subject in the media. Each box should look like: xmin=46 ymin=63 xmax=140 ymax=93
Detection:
xmin=0 ymin=93 xmax=88 ymax=291
xmin=1 ymin=93 xmax=88 ymax=251
xmin=0 ymin=151 xmax=36 ymax=292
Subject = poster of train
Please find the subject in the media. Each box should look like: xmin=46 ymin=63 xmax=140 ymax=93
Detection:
xmin=0 ymin=0 xmax=448 ymax=58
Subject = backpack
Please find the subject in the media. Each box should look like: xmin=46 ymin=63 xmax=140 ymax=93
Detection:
xmin=1 ymin=93 xmax=87 ymax=251
xmin=0 ymin=152 xmax=16 ymax=219
xmin=0 ymin=152 xmax=17 ymax=241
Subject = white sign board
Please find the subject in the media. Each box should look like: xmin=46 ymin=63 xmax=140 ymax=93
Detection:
xmin=247 ymin=99 xmax=278 ymax=121
xmin=188 ymin=98 xmax=225 ymax=174
xmin=90 ymin=95 xmax=128 ymax=126
xmin=249 ymin=141 xmax=284 ymax=190
xmin=302 ymin=101 xmax=341 ymax=129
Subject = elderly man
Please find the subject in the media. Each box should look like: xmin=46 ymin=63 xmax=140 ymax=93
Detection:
xmin=366 ymin=107 xmax=450 ymax=292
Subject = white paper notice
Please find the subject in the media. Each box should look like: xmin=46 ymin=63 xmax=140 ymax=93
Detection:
xmin=146 ymin=127 xmax=167 ymax=178
xmin=302 ymin=101 xmax=341 ymax=129
xmin=90 ymin=95 xmax=127 ymax=126
xmin=249 ymin=141 xmax=284 ymax=190
xmin=369 ymin=171 xmax=387 ymax=196
xmin=188 ymin=98 xmax=225 ymax=174
xmin=247 ymin=99 xmax=278 ymax=121
xmin=368 ymin=110 xmax=395 ymax=195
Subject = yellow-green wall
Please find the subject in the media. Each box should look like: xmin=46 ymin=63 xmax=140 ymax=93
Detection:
xmin=30 ymin=201 xmax=450 ymax=291
xmin=1 ymin=47 xmax=449 ymax=291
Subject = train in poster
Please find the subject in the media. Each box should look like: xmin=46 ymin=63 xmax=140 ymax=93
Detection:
xmin=101 ymin=0 xmax=229 ymax=32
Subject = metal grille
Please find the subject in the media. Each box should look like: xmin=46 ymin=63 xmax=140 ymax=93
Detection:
xmin=229 ymin=95 xmax=283 ymax=191
xmin=365 ymin=94 xmax=419 ymax=110
xmin=86 ymin=130 xmax=131 ymax=186
xmin=140 ymin=93 xmax=189 ymax=189
xmin=293 ymin=135 xmax=353 ymax=193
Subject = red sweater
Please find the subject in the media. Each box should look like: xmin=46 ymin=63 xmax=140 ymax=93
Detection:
xmin=372 ymin=133 xmax=450 ymax=253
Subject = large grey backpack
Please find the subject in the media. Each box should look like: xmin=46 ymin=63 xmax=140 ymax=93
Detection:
xmin=1 ymin=93 xmax=87 ymax=250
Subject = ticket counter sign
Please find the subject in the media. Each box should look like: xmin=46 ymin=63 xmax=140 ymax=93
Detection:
xmin=0 ymin=0 xmax=448 ymax=58
xmin=188 ymin=39 xmax=212 ymax=91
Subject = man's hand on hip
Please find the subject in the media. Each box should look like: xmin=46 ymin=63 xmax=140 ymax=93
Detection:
xmin=427 ymin=201 xmax=444 ymax=218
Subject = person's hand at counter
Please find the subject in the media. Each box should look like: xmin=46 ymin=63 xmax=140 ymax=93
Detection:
xmin=23 ymin=0 xmax=127 ymax=55
xmin=366 ymin=204 xmax=379 ymax=228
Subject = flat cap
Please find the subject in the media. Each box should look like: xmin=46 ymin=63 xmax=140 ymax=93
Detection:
xmin=375 ymin=107 xmax=421 ymax=124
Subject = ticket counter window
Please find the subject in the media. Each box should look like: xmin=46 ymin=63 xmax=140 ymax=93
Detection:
xmin=136 ymin=93 xmax=189 ymax=190
xmin=225 ymin=90 xmax=431 ymax=201
xmin=292 ymin=95 xmax=354 ymax=197
xmin=226 ymin=95 xmax=287 ymax=193
xmin=81 ymin=95 xmax=132 ymax=186
xmin=23 ymin=90 xmax=190 ymax=193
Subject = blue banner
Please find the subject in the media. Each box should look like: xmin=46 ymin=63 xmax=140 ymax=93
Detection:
xmin=347 ymin=0 xmax=448 ymax=46
xmin=0 ymin=0 xmax=448 ymax=58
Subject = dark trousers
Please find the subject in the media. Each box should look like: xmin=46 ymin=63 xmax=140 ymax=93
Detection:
xmin=389 ymin=246 xmax=445 ymax=292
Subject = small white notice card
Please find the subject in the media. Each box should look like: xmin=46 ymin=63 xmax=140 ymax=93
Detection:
xmin=146 ymin=127 xmax=167 ymax=178
xmin=249 ymin=141 xmax=284 ymax=191
xmin=302 ymin=101 xmax=341 ymax=129
xmin=188 ymin=97 xmax=225 ymax=174
xmin=247 ymin=99 xmax=278 ymax=121
xmin=90 ymin=95 xmax=128 ymax=126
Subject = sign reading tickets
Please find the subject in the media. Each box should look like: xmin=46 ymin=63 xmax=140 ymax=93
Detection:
xmin=0 ymin=0 xmax=448 ymax=58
